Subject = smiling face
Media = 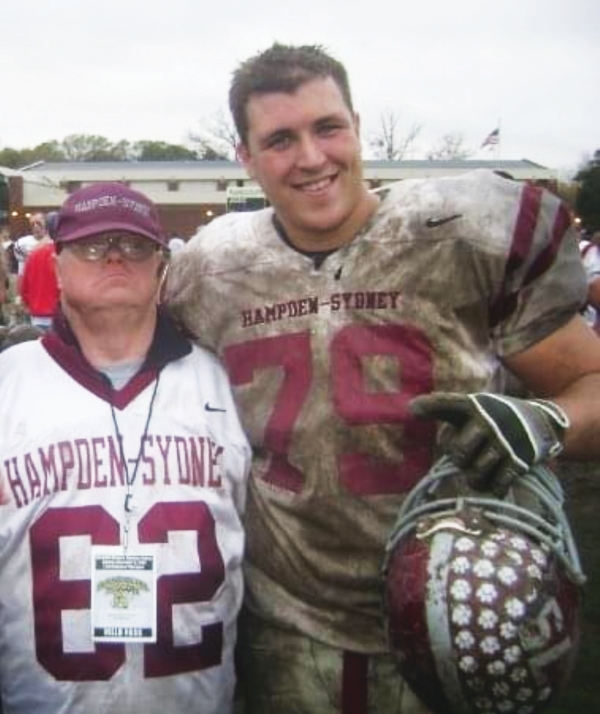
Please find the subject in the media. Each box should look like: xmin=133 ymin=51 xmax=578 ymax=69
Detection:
xmin=237 ymin=76 xmax=378 ymax=252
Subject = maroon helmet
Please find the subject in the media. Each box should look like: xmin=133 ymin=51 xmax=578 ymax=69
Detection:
xmin=382 ymin=457 xmax=585 ymax=714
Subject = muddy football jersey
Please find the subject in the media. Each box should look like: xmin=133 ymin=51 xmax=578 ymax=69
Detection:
xmin=167 ymin=169 xmax=586 ymax=654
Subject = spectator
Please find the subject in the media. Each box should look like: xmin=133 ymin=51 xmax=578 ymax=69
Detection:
xmin=0 ymin=182 xmax=250 ymax=714
xmin=0 ymin=241 xmax=7 ymax=325
xmin=13 ymin=213 xmax=49 ymax=288
xmin=579 ymin=234 xmax=600 ymax=333
xmin=19 ymin=236 xmax=60 ymax=330
xmin=3 ymin=237 xmax=18 ymax=276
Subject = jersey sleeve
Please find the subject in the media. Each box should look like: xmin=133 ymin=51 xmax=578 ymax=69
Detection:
xmin=580 ymin=241 xmax=600 ymax=280
xmin=166 ymin=210 xmax=273 ymax=352
xmin=386 ymin=170 xmax=586 ymax=358
xmin=484 ymin=176 xmax=586 ymax=356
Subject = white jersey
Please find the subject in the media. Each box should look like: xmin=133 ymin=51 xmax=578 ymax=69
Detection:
xmin=0 ymin=325 xmax=250 ymax=713
xmin=13 ymin=234 xmax=38 ymax=275
xmin=579 ymin=238 xmax=600 ymax=326
xmin=167 ymin=169 xmax=586 ymax=654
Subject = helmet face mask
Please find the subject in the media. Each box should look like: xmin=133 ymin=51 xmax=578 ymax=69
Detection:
xmin=382 ymin=457 xmax=585 ymax=714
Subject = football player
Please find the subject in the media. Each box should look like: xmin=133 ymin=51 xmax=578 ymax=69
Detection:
xmin=0 ymin=183 xmax=251 ymax=713
xmin=166 ymin=43 xmax=600 ymax=713
xmin=578 ymin=231 xmax=600 ymax=332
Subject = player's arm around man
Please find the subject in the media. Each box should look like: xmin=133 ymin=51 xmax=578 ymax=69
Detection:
xmin=506 ymin=314 xmax=600 ymax=454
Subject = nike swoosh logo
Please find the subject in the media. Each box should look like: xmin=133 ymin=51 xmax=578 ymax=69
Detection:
xmin=205 ymin=402 xmax=226 ymax=413
xmin=425 ymin=213 xmax=463 ymax=228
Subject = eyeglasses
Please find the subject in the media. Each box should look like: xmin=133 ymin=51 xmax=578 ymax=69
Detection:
xmin=61 ymin=234 xmax=160 ymax=262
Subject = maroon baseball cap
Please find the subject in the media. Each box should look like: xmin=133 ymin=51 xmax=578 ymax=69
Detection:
xmin=54 ymin=182 xmax=167 ymax=247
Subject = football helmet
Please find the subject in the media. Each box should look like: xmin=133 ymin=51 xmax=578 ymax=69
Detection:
xmin=382 ymin=456 xmax=585 ymax=714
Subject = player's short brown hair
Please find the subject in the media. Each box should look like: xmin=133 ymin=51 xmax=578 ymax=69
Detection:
xmin=229 ymin=43 xmax=354 ymax=146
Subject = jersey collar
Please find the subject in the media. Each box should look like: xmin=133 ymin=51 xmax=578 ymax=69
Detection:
xmin=41 ymin=307 xmax=192 ymax=408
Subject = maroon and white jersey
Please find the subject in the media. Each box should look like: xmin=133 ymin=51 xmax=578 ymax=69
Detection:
xmin=0 ymin=315 xmax=250 ymax=713
xmin=167 ymin=169 xmax=586 ymax=654
xmin=579 ymin=238 xmax=600 ymax=326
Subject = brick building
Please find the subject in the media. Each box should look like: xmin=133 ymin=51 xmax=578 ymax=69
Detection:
xmin=1 ymin=158 xmax=557 ymax=239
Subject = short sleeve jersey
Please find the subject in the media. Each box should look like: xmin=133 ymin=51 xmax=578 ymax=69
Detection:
xmin=0 ymin=336 xmax=251 ymax=713
xmin=13 ymin=234 xmax=38 ymax=275
xmin=579 ymin=238 xmax=600 ymax=326
xmin=167 ymin=169 xmax=586 ymax=653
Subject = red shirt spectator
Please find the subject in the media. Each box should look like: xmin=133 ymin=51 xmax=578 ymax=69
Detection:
xmin=19 ymin=241 xmax=60 ymax=328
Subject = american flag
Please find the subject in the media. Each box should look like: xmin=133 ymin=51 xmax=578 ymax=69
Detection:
xmin=481 ymin=128 xmax=500 ymax=148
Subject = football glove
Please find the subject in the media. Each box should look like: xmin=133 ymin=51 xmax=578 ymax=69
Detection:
xmin=410 ymin=392 xmax=570 ymax=495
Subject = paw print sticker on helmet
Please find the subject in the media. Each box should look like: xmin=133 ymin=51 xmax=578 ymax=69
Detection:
xmin=382 ymin=456 xmax=585 ymax=714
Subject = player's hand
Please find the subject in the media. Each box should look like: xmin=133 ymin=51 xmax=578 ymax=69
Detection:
xmin=409 ymin=392 xmax=570 ymax=496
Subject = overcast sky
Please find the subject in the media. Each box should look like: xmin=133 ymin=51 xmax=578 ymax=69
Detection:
xmin=2 ymin=0 xmax=598 ymax=175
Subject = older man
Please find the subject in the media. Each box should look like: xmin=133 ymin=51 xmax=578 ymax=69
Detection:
xmin=0 ymin=182 xmax=250 ymax=714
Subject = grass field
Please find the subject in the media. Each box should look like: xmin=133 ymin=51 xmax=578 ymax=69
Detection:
xmin=546 ymin=459 xmax=600 ymax=712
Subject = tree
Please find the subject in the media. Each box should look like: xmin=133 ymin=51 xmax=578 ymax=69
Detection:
xmin=189 ymin=109 xmax=237 ymax=160
xmin=24 ymin=141 xmax=66 ymax=163
xmin=0 ymin=141 xmax=67 ymax=168
xmin=575 ymin=151 xmax=600 ymax=232
xmin=368 ymin=110 xmax=422 ymax=160
xmin=0 ymin=135 xmax=208 ymax=167
xmin=426 ymin=132 xmax=473 ymax=160
xmin=60 ymin=134 xmax=130 ymax=162
xmin=554 ymin=180 xmax=579 ymax=213
xmin=0 ymin=147 xmax=28 ymax=168
xmin=132 ymin=141 xmax=199 ymax=161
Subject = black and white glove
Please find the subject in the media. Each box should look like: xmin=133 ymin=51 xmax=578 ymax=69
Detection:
xmin=410 ymin=392 xmax=570 ymax=495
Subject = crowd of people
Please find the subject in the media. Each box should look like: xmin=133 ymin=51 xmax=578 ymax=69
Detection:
xmin=0 ymin=41 xmax=599 ymax=714
xmin=0 ymin=212 xmax=59 ymax=342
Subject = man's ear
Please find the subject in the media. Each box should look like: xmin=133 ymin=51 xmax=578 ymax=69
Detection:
xmin=353 ymin=112 xmax=361 ymax=138
xmin=53 ymin=250 xmax=62 ymax=290
xmin=236 ymin=143 xmax=254 ymax=178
